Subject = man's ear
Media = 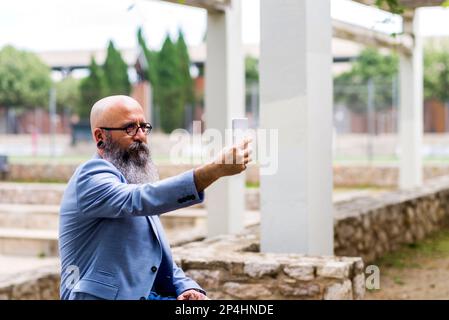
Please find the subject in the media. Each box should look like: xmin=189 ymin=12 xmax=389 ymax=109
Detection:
xmin=94 ymin=128 xmax=103 ymax=142
xmin=93 ymin=128 xmax=104 ymax=144
xmin=94 ymin=129 xmax=105 ymax=149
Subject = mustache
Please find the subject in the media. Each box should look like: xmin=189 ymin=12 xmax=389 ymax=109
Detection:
xmin=120 ymin=141 xmax=149 ymax=165
xmin=127 ymin=141 xmax=149 ymax=155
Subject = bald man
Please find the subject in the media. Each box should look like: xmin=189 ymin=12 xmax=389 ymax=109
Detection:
xmin=59 ymin=95 xmax=251 ymax=300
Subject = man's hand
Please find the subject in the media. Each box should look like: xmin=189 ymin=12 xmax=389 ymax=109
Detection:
xmin=214 ymin=137 xmax=253 ymax=177
xmin=193 ymin=138 xmax=253 ymax=192
xmin=177 ymin=289 xmax=210 ymax=300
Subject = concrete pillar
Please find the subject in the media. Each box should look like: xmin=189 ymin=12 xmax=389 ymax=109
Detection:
xmin=205 ymin=0 xmax=245 ymax=236
xmin=259 ymin=0 xmax=334 ymax=255
xmin=399 ymin=10 xmax=423 ymax=189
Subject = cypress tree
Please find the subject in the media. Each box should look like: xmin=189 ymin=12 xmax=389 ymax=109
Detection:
xmin=137 ymin=27 xmax=158 ymax=87
xmin=102 ymin=40 xmax=131 ymax=96
xmin=78 ymin=57 xmax=106 ymax=120
xmin=156 ymin=34 xmax=184 ymax=133
xmin=176 ymin=30 xmax=195 ymax=107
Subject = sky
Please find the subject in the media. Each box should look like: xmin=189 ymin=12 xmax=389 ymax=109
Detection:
xmin=1 ymin=0 xmax=449 ymax=52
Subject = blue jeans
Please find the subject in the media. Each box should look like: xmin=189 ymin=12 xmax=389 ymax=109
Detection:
xmin=71 ymin=291 xmax=176 ymax=300
xmin=147 ymin=291 xmax=177 ymax=300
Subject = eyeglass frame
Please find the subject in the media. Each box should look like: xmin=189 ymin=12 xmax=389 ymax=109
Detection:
xmin=99 ymin=122 xmax=153 ymax=136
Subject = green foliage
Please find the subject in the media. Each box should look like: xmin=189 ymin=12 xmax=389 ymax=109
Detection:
xmin=176 ymin=30 xmax=195 ymax=106
xmin=156 ymin=34 xmax=184 ymax=133
xmin=334 ymin=48 xmax=398 ymax=113
xmin=102 ymin=40 xmax=131 ymax=96
xmin=375 ymin=0 xmax=404 ymax=14
xmin=137 ymin=27 xmax=158 ymax=86
xmin=424 ymin=44 xmax=449 ymax=102
xmin=78 ymin=58 xmax=107 ymax=120
xmin=245 ymin=56 xmax=259 ymax=84
xmin=0 ymin=45 xmax=52 ymax=109
xmin=55 ymin=76 xmax=80 ymax=113
xmin=375 ymin=229 xmax=449 ymax=269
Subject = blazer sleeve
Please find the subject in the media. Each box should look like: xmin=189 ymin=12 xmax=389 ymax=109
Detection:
xmin=171 ymin=261 xmax=206 ymax=297
xmin=76 ymin=159 xmax=204 ymax=218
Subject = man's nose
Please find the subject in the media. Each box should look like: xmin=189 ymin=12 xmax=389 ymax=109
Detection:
xmin=133 ymin=126 xmax=147 ymax=142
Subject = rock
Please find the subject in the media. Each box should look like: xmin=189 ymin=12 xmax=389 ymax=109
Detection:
xmin=317 ymin=262 xmax=350 ymax=279
xmin=279 ymin=283 xmax=321 ymax=298
xmin=223 ymin=282 xmax=272 ymax=299
xmin=324 ymin=280 xmax=353 ymax=300
xmin=352 ymin=274 xmax=365 ymax=300
xmin=185 ymin=269 xmax=224 ymax=290
xmin=244 ymin=261 xmax=280 ymax=278
xmin=283 ymin=263 xmax=315 ymax=281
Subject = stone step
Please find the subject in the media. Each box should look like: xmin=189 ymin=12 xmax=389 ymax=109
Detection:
xmin=0 ymin=228 xmax=58 ymax=257
xmin=0 ymin=204 xmax=208 ymax=231
xmin=0 ymin=182 xmax=260 ymax=210
xmin=0 ymin=209 xmax=260 ymax=258
xmin=0 ymin=202 xmax=261 ymax=233
xmin=0 ymin=204 xmax=59 ymax=230
xmin=0 ymin=183 xmax=65 ymax=205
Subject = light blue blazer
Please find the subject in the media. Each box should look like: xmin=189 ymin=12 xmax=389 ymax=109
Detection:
xmin=59 ymin=154 xmax=205 ymax=300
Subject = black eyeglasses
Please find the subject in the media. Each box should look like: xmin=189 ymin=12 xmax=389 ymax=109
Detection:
xmin=100 ymin=123 xmax=153 ymax=136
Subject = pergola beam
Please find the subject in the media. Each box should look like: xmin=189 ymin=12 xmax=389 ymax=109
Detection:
xmin=332 ymin=19 xmax=413 ymax=56
xmin=352 ymin=0 xmax=444 ymax=11
xmin=160 ymin=0 xmax=229 ymax=12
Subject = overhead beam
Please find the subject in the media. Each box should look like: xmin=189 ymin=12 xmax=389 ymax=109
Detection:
xmin=351 ymin=0 xmax=444 ymax=11
xmin=332 ymin=19 xmax=413 ymax=56
xmin=161 ymin=0 xmax=229 ymax=13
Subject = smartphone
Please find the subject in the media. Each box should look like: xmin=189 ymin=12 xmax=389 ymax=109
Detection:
xmin=232 ymin=118 xmax=248 ymax=144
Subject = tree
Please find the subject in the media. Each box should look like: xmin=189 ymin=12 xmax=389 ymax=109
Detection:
xmin=156 ymin=34 xmax=184 ymax=133
xmin=102 ymin=40 xmax=131 ymax=96
xmin=245 ymin=56 xmax=259 ymax=84
xmin=176 ymin=30 xmax=195 ymax=107
xmin=55 ymin=76 xmax=80 ymax=113
xmin=78 ymin=57 xmax=107 ymax=120
xmin=137 ymin=27 xmax=158 ymax=86
xmin=374 ymin=0 xmax=404 ymax=14
xmin=334 ymin=48 xmax=398 ymax=114
xmin=0 ymin=45 xmax=51 ymax=109
xmin=424 ymin=44 xmax=449 ymax=102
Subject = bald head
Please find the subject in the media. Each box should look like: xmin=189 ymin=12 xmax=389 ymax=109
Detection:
xmin=92 ymin=95 xmax=158 ymax=184
xmin=90 ymin=95 xmax=143 ymax=132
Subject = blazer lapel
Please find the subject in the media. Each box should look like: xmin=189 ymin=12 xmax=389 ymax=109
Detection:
xmin=146 ymin=216 xmax=161 ymax=243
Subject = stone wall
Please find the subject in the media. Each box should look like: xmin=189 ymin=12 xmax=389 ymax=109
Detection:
xmin=334 ymin=175 xmax=449 ymax=263
xmin=4 ymin=176 xmax=449 ymax=299
xmin=0 ymin=265 xmax=59 ymax=300
xmin=173 ymin=229 xmax=365 ymax=300
xmin=6 ymin=162 xmax=449 ymax=188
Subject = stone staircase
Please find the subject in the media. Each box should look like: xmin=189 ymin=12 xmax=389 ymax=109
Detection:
xmin=0 ymin=182 xmax=261 ymax=257
xmin=0 ymin=184 xmax=62 ymax=257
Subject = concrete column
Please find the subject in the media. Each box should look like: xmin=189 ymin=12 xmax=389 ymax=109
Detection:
xmin=259 ymin=0 xmax=334 ymax=255
xmin=399 ymin=10 xmax=423 ymax=189
xmin=205 ymin=0 xmax=245 ymax=236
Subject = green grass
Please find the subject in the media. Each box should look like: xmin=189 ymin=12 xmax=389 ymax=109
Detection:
xmin=393 ymin=276 xmax=406 ymax=286
xmin=375 ymin=229 xmax=449 ymax=270
xmin=246 ymin=181 xmax=260 ymax=189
